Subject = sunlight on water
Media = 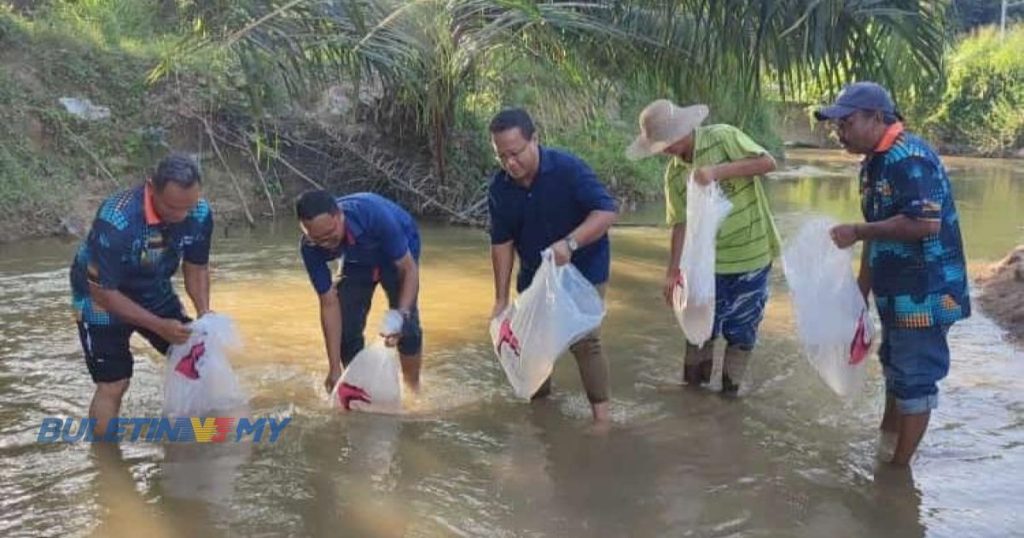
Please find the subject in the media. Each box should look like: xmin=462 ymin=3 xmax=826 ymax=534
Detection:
xmin=0 ymin=150 xmax=1022 ymax=537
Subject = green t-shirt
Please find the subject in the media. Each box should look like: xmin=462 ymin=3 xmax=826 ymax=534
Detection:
xmin=664 ymin=124 xmax=781 ymax=274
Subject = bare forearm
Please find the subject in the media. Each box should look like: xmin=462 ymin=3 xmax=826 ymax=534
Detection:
xmin=182 ymin=262 xmax=210 ymax=316
xmin=709 ymin=154 xmax=776 ymax=182
xmin=855 ymin=215 xmax=939 ymax=242
xmin=319 ymin=295 xmax=342 ymax=369
xmin=667 ymin=223 xmax=686 ymax=275
xmin=89 ymin=284 xmax=165 ymax=332
xmin=491 ymin=243 xmax=514 ymax=304
xmin=858 ymin=240 xmax=872 ymax=298
xmin=568 ymin=210 xmax=617 ymax=247
xmin=397 ymin=260 xmax=419 ymax=313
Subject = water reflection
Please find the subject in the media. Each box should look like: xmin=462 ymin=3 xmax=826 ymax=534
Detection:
xmin=88 ymin=444 xmax=175 ymax=538
xmin=160 ymin=439 xmax=252 ymax=505
xmin=870 ymin=465 xmax=926 ymax=538
xmin=0 ymin=150 xmax=1022 ymax=537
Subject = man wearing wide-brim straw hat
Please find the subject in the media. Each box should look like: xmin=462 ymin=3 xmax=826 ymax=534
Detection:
xmin=627 ymin=99 xmax=781 ymax=395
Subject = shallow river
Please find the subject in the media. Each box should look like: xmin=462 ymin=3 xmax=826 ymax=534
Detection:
xmin=1 ymin=150 xmax=1023 ymax=537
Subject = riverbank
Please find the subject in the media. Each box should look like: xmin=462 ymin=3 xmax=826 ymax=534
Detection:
xmin=977 ymin=245 xmax=1024 ymax=343
xmin=5 ymin=13 xmax=1024 ymax=245
xmin=3 ymin=9 xmax=1022 ymax=244
xmin=0 ymin=6 xmax=659 ymax=244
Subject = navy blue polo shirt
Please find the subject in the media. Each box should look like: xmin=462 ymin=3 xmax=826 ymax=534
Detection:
xmin=488 ymin=146 xmax=617 ymax=292
xmin=301 ymin=193 xmax=421 ymax=295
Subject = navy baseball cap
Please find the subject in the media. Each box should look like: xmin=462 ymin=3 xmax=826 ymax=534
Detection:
xmin=814 ymin=81 xmax=903 ymax=121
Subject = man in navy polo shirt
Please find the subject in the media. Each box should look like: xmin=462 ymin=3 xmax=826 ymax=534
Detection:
xmin=296 ymin=190 xmax=423 ymax=400
xmin=70 ymin=153 xmax=213 ymax=437
xmin=488 ymin=108 xmax=618 ymax=424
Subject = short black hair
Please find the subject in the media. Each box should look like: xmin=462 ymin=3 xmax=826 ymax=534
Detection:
xmin=489 ymin=108 xmax=535 ymax=139
xmin=152 ymin=153 xmax=201 ymax=191
xmin=295 ymin=189 xmax=339 ymax=220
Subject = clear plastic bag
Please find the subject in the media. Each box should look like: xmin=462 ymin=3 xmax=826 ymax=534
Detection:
xmin=672 ymin=175 xmax=733 ymax=346
xmin=163 ymin=314 xmax=248 ymax=417
xmin=782 ymin=218 xmax=875 ymax=397
xmin=490 ymin=250 xmax=606 ymax=399
xmin=330 ymin=341 xmax=403 ymax=413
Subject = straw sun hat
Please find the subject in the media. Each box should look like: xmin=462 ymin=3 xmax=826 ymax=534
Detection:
xmin=625 ymin=99 xmax=709 ymax=160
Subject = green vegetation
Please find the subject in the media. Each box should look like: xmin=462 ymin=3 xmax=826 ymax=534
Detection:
xmin=0 ymin=1 xmax=253 ymax=237
xmin=0 ymin=0 xmax=1019 ymax=241
xmin=0 ymin=3 xmax=161 ymax=227
xmin=164 ymin=0 xmax=943 ymax=217
xmin=925 ymin=26 xmax=1024 ymax=156
xmin=950 ymin=0 xmax=1022 ymax=32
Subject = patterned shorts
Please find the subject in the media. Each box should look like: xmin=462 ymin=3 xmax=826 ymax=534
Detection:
xmin=712 ymin=264 xmax=772 ymax=349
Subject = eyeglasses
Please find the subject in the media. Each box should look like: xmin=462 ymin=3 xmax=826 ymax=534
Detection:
xmin=305 ymin=232 xmax=335 ymax=248
xmin=302 ymin=217 xmax=342 ymax=248
xmin=495 ymin=142 xmax=531 ymax=164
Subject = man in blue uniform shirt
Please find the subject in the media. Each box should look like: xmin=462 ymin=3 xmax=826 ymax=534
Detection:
xmin=296 ymin=190 xmax=423 ymax=402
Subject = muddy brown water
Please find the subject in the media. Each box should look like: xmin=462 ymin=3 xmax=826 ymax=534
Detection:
xmin=1 ymin=150 xmax=1023 ymax=537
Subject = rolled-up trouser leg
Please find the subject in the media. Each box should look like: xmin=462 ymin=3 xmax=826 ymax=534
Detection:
xmin=716 ymin=264 xmax=770 ymax=394
xmin=570 ymin=328 xmax=609 ymax=404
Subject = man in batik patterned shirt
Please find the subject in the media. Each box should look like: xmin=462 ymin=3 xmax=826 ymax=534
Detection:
xmin=70 ymin=154 xmax=213 ymax=437
xmin=817 ymin=82 xmax=970 ymax=466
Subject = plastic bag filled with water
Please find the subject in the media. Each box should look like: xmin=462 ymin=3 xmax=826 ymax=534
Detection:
xmin=331 ymin=341 xmax=403 ymax=414
xmin=490 ymin=249 xmax=606 ymax=400
xmin=783 ymin=218 xmax=875 ymax=397
xmin=164 ymin=313 xmax=248 ymax=417
xmin=672 ymin=175 xmax=733 ymax=346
